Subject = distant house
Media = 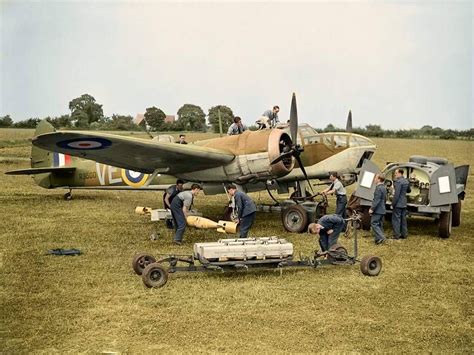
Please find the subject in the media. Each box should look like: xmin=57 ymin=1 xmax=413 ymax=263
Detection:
xmin=165 ymin=115 xmax=176 ymax=123
xmin=134 ymin=113 xmax=145 ymax=125
xmin=134 ymin=113 xmax=176 ymax=125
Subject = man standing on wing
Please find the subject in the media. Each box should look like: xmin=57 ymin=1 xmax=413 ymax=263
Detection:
xmin=260 ymin=105 xmax=280 ymax=128
xmin=226 ymin=184 xmax=256 ymax=238
xmin=369 ymin=174 xmax=387 ymax=245
xmin=391 ymin=169 xmax=411 ymax=239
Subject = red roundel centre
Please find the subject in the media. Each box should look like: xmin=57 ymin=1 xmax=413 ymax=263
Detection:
xmin=79 ymin=143 xmax=92 ymax=147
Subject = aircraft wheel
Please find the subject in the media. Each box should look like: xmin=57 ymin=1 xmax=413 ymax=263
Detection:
xmin=132 ymin=253 xmax=156 ymax=275
xmin=328 ymin=243 xmax=348 ymax=263
xmin=451 ymin=199 xmax=461 ymax=227
xmin=142 ymin=263 xmax=169 ymax=288
xmin=282 ymin=205 xmax=308 ymax=233
xmin=438 ymin=211 xmax=452 ymax=238
xmin=64 ymin=192 xmax=72 ymax=201
xmin=360 ymin=255 xmax=382 ymax=276
xmin=360 ymin=207 xmax=371 ymax=230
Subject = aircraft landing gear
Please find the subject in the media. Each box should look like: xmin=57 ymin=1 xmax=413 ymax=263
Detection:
xmin=63 ymin=190 xmax=72 ymax=201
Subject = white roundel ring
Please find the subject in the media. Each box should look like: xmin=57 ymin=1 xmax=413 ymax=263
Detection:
xmin=56 ymin=137 xmax=112 ymax=150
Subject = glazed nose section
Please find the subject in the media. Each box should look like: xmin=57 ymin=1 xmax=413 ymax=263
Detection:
xmin=349 ymin=135 xmax=376 ymax=148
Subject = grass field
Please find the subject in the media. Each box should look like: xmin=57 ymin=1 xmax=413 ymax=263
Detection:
xmin=1 ymin=128 xmax=473 ymax=353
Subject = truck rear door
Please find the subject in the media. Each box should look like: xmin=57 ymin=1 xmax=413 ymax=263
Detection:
xmin=429 ymin=164 xmax=459 ymax=206
xmin=354 ymin=159 xmax=381 ymax=202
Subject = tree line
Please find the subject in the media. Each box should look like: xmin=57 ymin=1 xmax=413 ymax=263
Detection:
xmin=0 ymin=93 xmax=472 ymax=140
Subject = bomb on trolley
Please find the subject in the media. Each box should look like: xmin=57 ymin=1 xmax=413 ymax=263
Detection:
xmin=131 ymin=215 xmax=382 ymax=288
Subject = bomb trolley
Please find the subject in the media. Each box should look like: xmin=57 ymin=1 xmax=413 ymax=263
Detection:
xmin=132 ymin=214 xmax=382 ymax=288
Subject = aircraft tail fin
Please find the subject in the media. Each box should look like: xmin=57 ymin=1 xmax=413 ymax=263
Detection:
xmin=31 ymin=120 xmax=56 ymax=168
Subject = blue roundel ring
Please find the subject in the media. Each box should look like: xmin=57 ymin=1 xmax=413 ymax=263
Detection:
xmin=56 ymin=137 xmax=112 ymax=150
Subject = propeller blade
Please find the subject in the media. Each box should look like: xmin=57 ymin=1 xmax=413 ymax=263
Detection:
xmin=270 ymin=150 xmax=294 ymax=165
xmin=294 ymin=154 xmax=314 ymax=194
xmin=346 ymin=110 xmax=353 ymax=132
xmin=289 ymin=93 xmax=298 ymax=143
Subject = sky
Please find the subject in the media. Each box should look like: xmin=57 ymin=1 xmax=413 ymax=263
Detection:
xmin=1 ymin=1 xmax=472 ymax=130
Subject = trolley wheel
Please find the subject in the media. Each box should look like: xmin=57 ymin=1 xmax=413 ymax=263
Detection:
xmin=282 ymin=204 xmax=309 ymax=233
xmin=132 ymin=253 xmax=156 ymax=275
xmin=142 ymin=262 xmax=169 ymax=288
xmin=360 ymin=255 xmax=382 ymax=276
xmin=451 ymin=199 xmax=461 ymax=227
xmin=328 ymin=243 xmax=348 ymax=263
xmin=360 ymin=206 xmax=371 ymax=230
xmin=438 ymin=210 xmax=452 ymax=238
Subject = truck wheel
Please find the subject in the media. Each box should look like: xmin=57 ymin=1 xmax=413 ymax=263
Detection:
xmin=132 ymin=253 xmax=156 ymax=275
xmin=282 ymin=205 xmax=309 ymax=233
xmin=360 ymin=255 xmax=382 ymax=276
xmin=451 ymin=200 xmax=462 ymax=227
xmin=142 ymin=263 xmax=168 ymax=288
xmin=360 ymin=207 xmax=371 ymax=230
xmin=438 ymin=211 xmax=452 ymax=238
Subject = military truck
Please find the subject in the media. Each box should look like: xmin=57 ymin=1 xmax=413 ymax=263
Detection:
xmin=353 ymin=156 xmax=469 ymax=238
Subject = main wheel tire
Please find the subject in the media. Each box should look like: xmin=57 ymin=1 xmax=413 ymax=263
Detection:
xmin=132 ymin=253 xmax=157 ymax=275
xmin=282 ymin=205 xmax=309 ymax=233
xmin=439 ymin=211 xmax=452 ymax=238
xmin=360 ymin=255 xmax=382 ymax=276
xmin=360 ymin=207 xmax=371 ymax=231
xmin=142 ymin=263 xmax=169 ymax=288
xmin=451 ymin=200 xmax=461 ymax=227
xmin=328 ymin=244 xmax=348 ymax=262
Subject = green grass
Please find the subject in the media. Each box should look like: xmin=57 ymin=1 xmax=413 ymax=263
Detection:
xmin=1 ymin=130 xmax=473 ymax=352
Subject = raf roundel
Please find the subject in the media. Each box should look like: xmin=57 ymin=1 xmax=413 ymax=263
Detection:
xmin=121 ymin=169 xmax=149 ymax=187
xmin=56 ymin=137 xmax=112 ymax=150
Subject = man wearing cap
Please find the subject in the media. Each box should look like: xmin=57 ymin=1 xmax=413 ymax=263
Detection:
xmin=226 ymin=184 xmax=256 ymax=238
xmin=169 ymin=183 xmax=202 ymax=245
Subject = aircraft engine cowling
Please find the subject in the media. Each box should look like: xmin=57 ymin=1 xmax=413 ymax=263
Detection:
xmin=232 ymin=129 xmax=295 ymax=184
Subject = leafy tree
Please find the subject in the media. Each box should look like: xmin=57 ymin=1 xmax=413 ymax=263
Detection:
xmin=177 ymin=104 xmax=206 ymax=131
xmin=13 ymin=118 xmax=41 ymax=128
xmin=46 ymin=114 xmax=72 ymax=129
xmin=144 ymin=106 xmax=166 ymax=131
xmin=208 ymin=105 xmax=234 ymax=133
xmin=365 ymin=124 xmax=384 ymax=137
xmin=0 ymin=115 xmax=13 ymax=127
xmin=68 ymin=94 xmax=104 ymax=127
xmin=109 ymin=114 xmax=135 ymax=131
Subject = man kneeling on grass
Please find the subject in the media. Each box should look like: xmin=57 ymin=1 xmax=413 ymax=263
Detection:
xmin=308 ymin=214 xmax=345 ymax=252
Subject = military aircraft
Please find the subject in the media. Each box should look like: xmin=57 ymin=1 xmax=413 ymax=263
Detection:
xmin=7 ymin=94 xmax=376 ymax=201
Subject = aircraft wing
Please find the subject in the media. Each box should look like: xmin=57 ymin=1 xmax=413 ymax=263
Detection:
xmin=32 ymin=131 xmax=235 ymax=174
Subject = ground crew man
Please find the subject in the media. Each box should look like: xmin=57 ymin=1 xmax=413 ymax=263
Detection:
xmin=322 ymin=172 xmax=347 ymax=217
xmin=227 ymin=116 xmax=247 ymax=135
xmin=163 ymin=179 xmax=184 ymax=209
xmin=226 ymin=184 xmax=256 ymax=238
xmin=369 ymin=174 xmax=387 ymax=245
xmin=260 ymin=106 xmax=280 ymax=128
xmin=177 ymin=134 xmax=188 ymax=144
xmin=391 ymin=168 xmax=411 ymax=239
xmin=310 ymin=214 xmax=346 ymax=252
xmin=169 ymin=184 xmax=202 ymax=245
